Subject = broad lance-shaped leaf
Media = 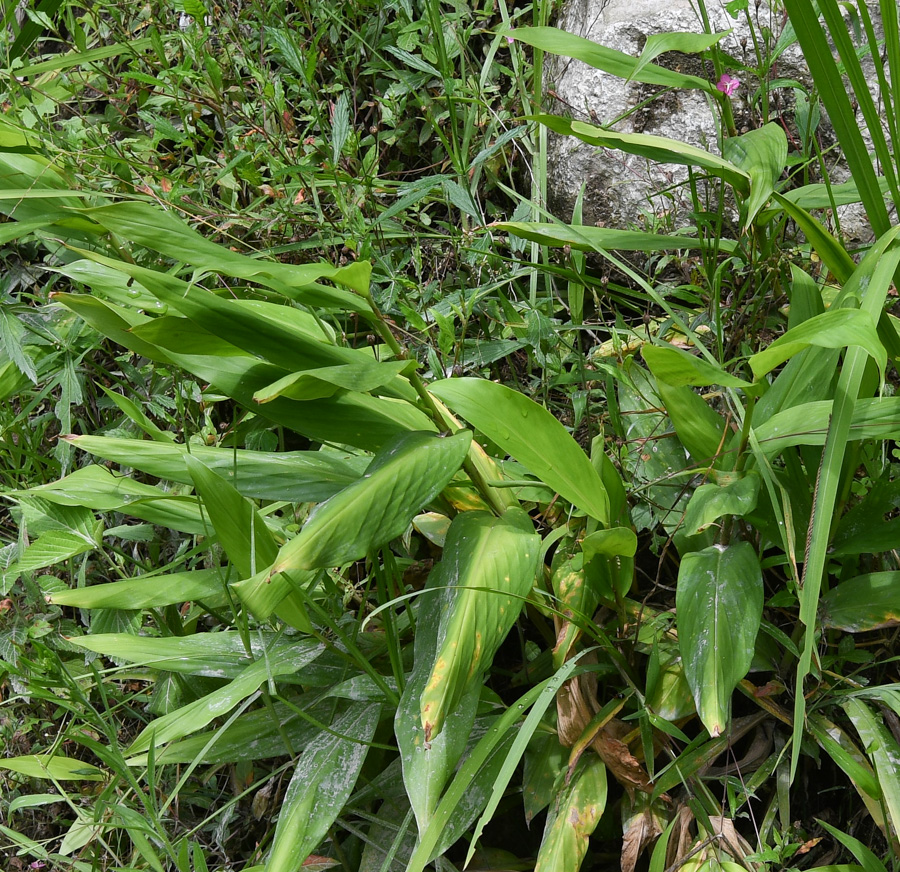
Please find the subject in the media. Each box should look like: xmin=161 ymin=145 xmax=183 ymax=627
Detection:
xmin=185 ymin=456 xmax=313 ymax=632
xmin=533 ymin=115 xmax=749 ymax=194
xmin=430 ymin=378 xmax=609 ymax=524
xmin=534 ymin=754 xmax=607 ymax=872
xmin=272 ymin=430 xmax=471 ymax=572
xmin=510 ymin=26 xmax=714 ymax=91
xmin=396 ymin=570 xmax=480 ymax=837
xmin=749 ymin=307 xmax=886 ymax=380
xmin=76 ymin=201 xmax=372 ymax=305
xmin=49 ymin=568 xmax=229 ymax=610
xmin=723 ymin=122 xmax=788 ymax=225
xmin=676 ymin=542 xmax=763 ymax=736
xmin=267 ymin=703 xmax=380 ymax=872
xmin=420 ymin=508 xmax=540 ymax=742
xmin=65 ymin=434 xmax=366 ymax=503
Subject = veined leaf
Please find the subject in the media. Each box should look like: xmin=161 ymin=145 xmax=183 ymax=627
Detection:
xmin=510 ymin=26 xmax=715 ymax=91
xmin=430 ymin=378 xmax=609 ymax=524
xmin=13 ymin=528 xmax=98 ymax=574
xmin=268 ymin=703 xmax=380 ymax=872
xmin=749 ymin=308 xmax=886 ymax=380
xmin=632 ymin=30 xmax=729 ymax=81
xmin=681 ymin=475 xmax=760 ymax=536
xmin=754 ymin=397 xmax=900 ymax=455
xmin=124 ymin=640 xmax=324 ymax=753
xmin=21 ymin=465 xmax=207 ymax=534
xmin=186 ymin=456 xmax=313 ymax=632
xmin=642 ymin=344 xmax=751 ymax=388
xmin=821 ymin=572 xmax=900 ymax=632
xmin=253 ymin=360 xmax=414 ymax=403
xmin=396 ymin=573 xmax=481 ymax=837
xmin=535 ymin=754 xmax=608 ymax=872
xmin=76 ymin=201 xmax=371 ymax=306
xmin=65 ymin=435 xmax=366 ymax=503
xmin=272 ymin=430 xmax=471 ymax=572
xmin=533 ymin=115 xmax=749 ymax=193
xmin=49 ymin=569 xmax=228 ymax=610
xmin=0 ymin=755 xmax=104 ymax=782
xmin=843 ymin=698 xmax=900 ymax=840
xmin=722 ymin=123 xmax=788 ymax=224
xmin=677 ymin=542 xmax=763 ymax=736
xmin=420 ymin=508 xmax=540 ymax=742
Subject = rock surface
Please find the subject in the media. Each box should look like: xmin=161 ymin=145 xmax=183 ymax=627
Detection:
xmin=544 ymin=0 xmax=881 ymax=241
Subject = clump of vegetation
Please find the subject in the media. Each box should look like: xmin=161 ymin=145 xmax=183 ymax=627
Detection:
xmin=2 ymin=1 xmax=900 ymax=871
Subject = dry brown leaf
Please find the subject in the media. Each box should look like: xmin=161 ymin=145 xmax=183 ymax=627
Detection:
xmin=621 ymin=795 xmax=666 ymax=872
xmin=666 ymin=804 xmax=695 ymax=870
xmin=592 ymin=725 xmax=655 ymax=796
xmin=556 ymin=670 xmax=599 ymax=747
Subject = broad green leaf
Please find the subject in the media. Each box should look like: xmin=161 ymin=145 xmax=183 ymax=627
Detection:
xmin=66 ymin=435 xmax=366 ymax=503
xmin=535 ymin=753 xmax=607 ymax=872
xmin=654 ymin=380 xmax=727 ymax=466
xmin=493 ymin=222 xmax=732 ymax=253
xmin=254 ymin=360 xmax=414 ymax=403
xmin=186 ymin=456 xmax=314 ymax=632
xmin=754 ymin=397 xmax=900 ymax=455
xmin=533 ymin=115 xmax=749 ymax=193
xmin=821 ymin=572 xmax=900 ymax=632
xmin=523 ymin=733 xmax=568 ymax=824
xmin=77 ymin=202 xmax=371 ymax=307
xmin=186 ymin=456 xmax=278 ymax=578
xmin=681 ymin=474 xmax=760 ymax=536
xmin=632 ymin=31 xmax=729 ymax=81
xmin=642 ymin=344 xmax=751 ymax=388
xmin=722 ymin=123 xmax=788 ymax=224
xmin=420 ymin=508 xmax=540 ymax=742
xmin=510 ymin=27 xmax=715 ymax=91
xmin=75 ymin=253 xmax=375 ymax=374
xmin=0 ymin=755 xmax=104 ymax=781
xmin=396 ymin=572 xmax=481 ymax=837
xmin=124 ymin=640 xmax=324 ymax=752
xmin=69 ymin=631 xmax=282 ymax=678
xmin=268 ymin=703 xmax=380 ymax=872
xmin=831 ymin=476 xmax=900 ymax=556
xmin=21 ymin=465 xmax=207 ymax=534
xmin=582 ymin=527 xmax=637 ymax=559
xmin=132 ymin=698 xmax=351 ymax=766
xmin=406 ymin=657 xmax=586 ymax=872
xmin=843 ymin=698 xmax=900 ymax=840
xmin=49 ymin=569 xmax=228 ymax=610
xmin=13 ymin=528 xmax=98 ymax=574
xmin=272 ymin=431 xmax=471 ymax=572
xmin=677 ymin=542 xmax=763 ymax=736
xmin=55 ymin=293 xmax=432 ymax=451
xmin=749 ymin=308 xmax=886 ymax=380
xmin=430 ymin=378 xmax=609 ymax=524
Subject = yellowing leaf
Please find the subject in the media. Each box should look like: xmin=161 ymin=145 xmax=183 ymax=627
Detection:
xmin=420 ymin=508 xmax=540 ymax=742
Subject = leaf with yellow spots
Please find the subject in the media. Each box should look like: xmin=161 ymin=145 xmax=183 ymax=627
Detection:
xmin=419 ymin=508 xmax=540 ymax=743
xmin=534 ymin=754 xmax=607 ymax=872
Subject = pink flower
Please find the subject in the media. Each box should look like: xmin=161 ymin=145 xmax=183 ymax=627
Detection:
xmin=505 ymin=35 xmax=514 ymax=45
xmin=716 ymin=74 xmax=740 ymax=97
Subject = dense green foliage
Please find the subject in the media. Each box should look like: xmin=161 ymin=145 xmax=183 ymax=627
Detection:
xmin=3 ymin=1 xmax=900 ymax=871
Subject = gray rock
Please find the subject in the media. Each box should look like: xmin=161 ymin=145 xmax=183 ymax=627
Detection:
xmin=544 ymin=0 xmax=882 ymax=242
